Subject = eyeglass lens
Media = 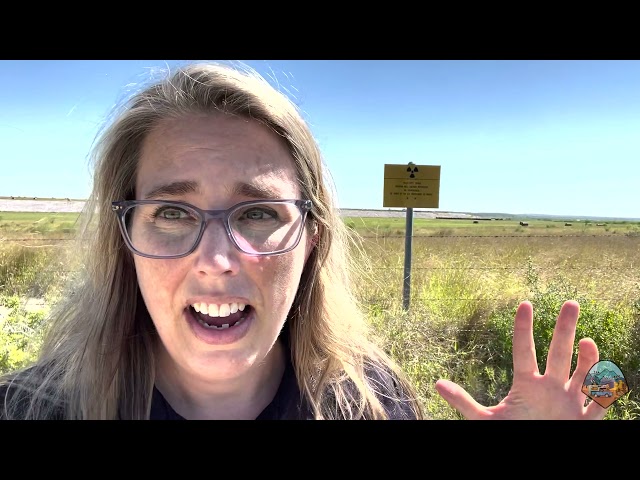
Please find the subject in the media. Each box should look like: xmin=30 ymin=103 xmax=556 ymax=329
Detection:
xmin=123 ymin=201 xmax=305 ymax=256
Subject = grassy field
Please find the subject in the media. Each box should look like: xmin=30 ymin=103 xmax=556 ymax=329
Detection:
xmin=0 ymin=212 xmax=81 ymax=239
xmin=1 ymin=210 xmax=639 ymax=419
xmin=346 ymin=216 xmax=640 ymax=419
xmin=345 ymin=215 xmax=640 ymax=236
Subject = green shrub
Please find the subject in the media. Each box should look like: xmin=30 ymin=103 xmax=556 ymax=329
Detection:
xmin=0 ymin=245 xmax=69 ymax=298
xmin=473 ymin=260 xmax=640 ymax=416
xmin=0 ymin=295 xmax=46 ymax=375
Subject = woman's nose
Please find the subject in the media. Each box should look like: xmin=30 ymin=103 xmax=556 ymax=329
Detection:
xmin=192 ymin=219 xmax=240 ymax=274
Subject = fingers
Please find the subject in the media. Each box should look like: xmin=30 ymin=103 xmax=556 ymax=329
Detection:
xmin=571 ymin=337 xmax=608 ymax=419
xmin=570 ymin=337 xmax=599 ymax=391
xmin=435 ymin=379 xmax=488 ymax=420
xmin=545 ymin=300 xmax=580 ymax=383
xmin=512 ymin=301 xmax=539 ymax=377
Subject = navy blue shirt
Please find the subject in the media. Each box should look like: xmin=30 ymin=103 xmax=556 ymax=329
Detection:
xmin=150 ymin=346 xmax=418 ymax=420
xmin=3 ymin=327 xmax=418 ymax=420
xmin=150 ymin=352 xmax=307 ymax=420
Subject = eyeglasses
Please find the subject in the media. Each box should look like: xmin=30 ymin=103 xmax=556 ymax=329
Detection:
xmin=111 ymin=199 xmax=313 ymax=259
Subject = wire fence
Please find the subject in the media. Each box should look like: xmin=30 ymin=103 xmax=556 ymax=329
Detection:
xmin=2 ymin=234 xmax=639 ymax=346
xmin=3 ymin=234 xmax=639 ymax=305
xmin=3 ymin=233 xmax=640 ymax=241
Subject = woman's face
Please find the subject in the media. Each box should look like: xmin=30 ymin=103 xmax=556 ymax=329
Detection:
xmin=133 ymin=113 xmax=314 ymax=384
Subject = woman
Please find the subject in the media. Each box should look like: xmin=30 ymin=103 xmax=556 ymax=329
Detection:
xmin=0 ymin=62 xmax=606 ymax=420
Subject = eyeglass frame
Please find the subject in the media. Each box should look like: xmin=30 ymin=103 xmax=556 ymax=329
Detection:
xmin=111 ymin=198 xmax=314 ymax=259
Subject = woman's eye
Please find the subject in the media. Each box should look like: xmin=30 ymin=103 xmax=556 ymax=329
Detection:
xmin=244 ymin=209 xmax=276 ymax=220
xmin=155 ymin=207 xmax=189 ymax=220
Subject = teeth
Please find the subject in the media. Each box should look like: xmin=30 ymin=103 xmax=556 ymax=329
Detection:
xmin=196 ymin=317 xmax=243 ymax=330
xmin=191 ymin=302 xmax=248 ymax=317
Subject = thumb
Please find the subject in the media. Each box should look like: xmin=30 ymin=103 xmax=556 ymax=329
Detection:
xmin=435 ymin=379 xmax=487 ymax=420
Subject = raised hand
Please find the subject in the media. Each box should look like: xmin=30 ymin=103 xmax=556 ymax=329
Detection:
xmin=435 ymin=300 xmax=607 ymax=420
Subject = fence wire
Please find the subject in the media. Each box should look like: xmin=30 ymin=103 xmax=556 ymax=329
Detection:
xmin=3 ymin=235 xmax=638 ymax=312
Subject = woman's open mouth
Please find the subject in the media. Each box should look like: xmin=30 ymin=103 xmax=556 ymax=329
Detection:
xmin=190 ymin=302 xmax=252 ymax=330
xmin=185 ymin=302 xmax=255 ymax=344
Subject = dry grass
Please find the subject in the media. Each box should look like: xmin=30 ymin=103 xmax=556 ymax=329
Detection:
xmin=354 ymin=233 xmax=640 ymax=309
xmin=349 ymin=225 xmax=640 ymax=419
xmin=2 ymin=212 xmax=639 ymax=419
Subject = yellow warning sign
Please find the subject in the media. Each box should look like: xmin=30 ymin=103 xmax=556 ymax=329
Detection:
xmin=383 ymin=164 xmax=441 ymax=208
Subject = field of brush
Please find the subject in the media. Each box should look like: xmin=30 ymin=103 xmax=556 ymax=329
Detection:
xmin=1 ymin=208 xmax=639 ymax=419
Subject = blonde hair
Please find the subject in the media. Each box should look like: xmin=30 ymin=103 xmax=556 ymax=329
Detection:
xmin=1 ymin=61 xmax=424 ymax=419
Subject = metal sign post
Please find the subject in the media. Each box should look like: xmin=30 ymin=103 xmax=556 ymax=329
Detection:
xmin=403 ymin=207 xmax=414 ymax=310
xmin=383 ymin=162 xmax=441 ymax=311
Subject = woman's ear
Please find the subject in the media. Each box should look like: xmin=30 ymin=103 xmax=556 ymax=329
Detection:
xmin=305 ymin=221 xmax=319 ymax=261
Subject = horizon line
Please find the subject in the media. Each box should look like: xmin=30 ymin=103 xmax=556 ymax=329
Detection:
xmin=1 ymin=197 xmax=639 ymax=221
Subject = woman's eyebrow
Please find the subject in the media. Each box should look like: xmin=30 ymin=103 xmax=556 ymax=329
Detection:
xmin=232 ymin=181 xmax=284 ymax=200
xmin=143 ymin=180 xmax=200 ymax=199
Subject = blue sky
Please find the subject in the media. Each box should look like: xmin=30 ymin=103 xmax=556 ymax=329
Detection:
xmin=1 ymin=60 xmax=639 ymax=218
